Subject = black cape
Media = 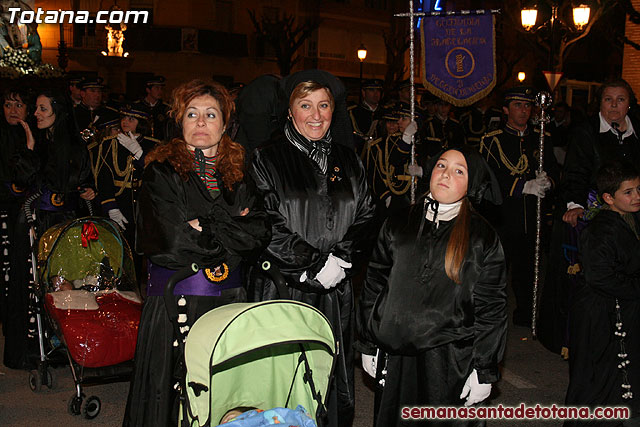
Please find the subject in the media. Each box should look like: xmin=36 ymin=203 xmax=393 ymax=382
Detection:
xmin=249 ymin=135 xmax=375 ymax=427
xmin=123 ymin=161 xmax=271 ymax=427
xmin=358 ymin=203 xmax=507 ymax=426
xmin=565 ymin=209 xmax=640 ymax=426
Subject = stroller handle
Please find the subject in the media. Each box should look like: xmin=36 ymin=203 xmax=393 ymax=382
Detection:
xmin=260 ymin=260 xmax=290 ymax=299
xmin=164 ymin=263 xmax=199 ymax=324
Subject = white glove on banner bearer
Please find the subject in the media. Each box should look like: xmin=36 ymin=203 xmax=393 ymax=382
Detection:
xmin=314 ymin=253 xmax=352 ymax=289
xmin=362 ymin=349 xmax=378 ymax=378
xmin=117 ymin=132 xmax=143 ymax=159
xmin=402 ymin=120 xmax=418 ymax=144
xmin=535 ymin=170 xmax=552 ymax=191
xmin=108 ymin=209 xmax=128 ymax=229
xmin=460 ymin=369 xmax=492 ymax=406
xmin=522 ymin=179 xmax=547 ymax=198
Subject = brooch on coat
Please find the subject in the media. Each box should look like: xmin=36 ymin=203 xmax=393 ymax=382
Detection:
xmin=329 ymin=166 xmax=342 ymax=182
xmin=204 ymin=263 xmax=229 ymax=283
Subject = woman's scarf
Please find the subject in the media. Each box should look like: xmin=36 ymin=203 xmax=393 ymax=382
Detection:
xmin=425 ymin=192 xmax=462 ymax=226
xmin=284 ymin=119 xmax=332 ymax=174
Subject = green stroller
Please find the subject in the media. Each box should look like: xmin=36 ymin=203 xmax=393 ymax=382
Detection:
xmin=166 ymin=264 xmax=337 ymax=427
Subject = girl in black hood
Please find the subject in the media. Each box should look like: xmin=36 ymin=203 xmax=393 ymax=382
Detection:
xmin=358 ymin=147 xmax=507 ymax=426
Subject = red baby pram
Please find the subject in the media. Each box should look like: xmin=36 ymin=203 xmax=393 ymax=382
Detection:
xmin=29 ymin=216 xmax=142 ymax=419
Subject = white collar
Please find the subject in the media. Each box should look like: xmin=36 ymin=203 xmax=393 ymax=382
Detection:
xmin=362 ymin=100 xmax=378 ymax=112
xmin=426 ymin=193 xmax=462 ymax=226
xmin=599 ymin=112 xmax=635 ymax=139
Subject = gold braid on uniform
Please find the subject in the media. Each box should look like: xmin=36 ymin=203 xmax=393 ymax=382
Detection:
xmin=111 ymin=140 xmax=135 ymax=197
xmin=483 ymin=135 xmax=528 ymax=176
xmin=383 ymin=136 xmax=411 ymax=196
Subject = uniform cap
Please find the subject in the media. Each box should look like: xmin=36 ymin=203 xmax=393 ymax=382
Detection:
xmin=79 ymin=77 xmax=105 ymax=90
xmin=145 ymin=75 xmax=166 ymax=87
xmin=504 ymin=86 xmax=536 ymax=104
xmin=362 ymin=79 xmax=383 ymax=90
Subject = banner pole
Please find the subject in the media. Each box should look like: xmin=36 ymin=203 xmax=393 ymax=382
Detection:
xmin=531 ymin=91 xmax=552 ymax=338
xmin=409 ymin=0 xmax=416 ymax=205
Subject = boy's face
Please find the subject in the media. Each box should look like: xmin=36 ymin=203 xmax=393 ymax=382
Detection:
xmin=605 ymin=177 xmax=640 ymax=215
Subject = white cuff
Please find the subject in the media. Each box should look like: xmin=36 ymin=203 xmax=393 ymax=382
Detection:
xmin=299 ymin=271 xmax=308 ymax=282
xmin=566 ymin=202 xmax=584 ymax=211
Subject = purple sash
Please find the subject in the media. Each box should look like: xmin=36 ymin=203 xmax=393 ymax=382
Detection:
xmin=146 ymin=263 xmax=242 ymax=297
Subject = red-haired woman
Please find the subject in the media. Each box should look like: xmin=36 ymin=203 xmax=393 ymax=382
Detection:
xmin=123 ymin=80 xmax=271 ymax=427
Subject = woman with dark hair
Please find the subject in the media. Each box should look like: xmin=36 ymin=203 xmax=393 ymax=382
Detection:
xmin=562 ymin=78 xmax=640 ymax=227
xmin=250 ymin=69 xmax=375 ymax=427
xmin=358 ymin=147 xmax=507 ymax=427
xmin=123 ymin=79 xmax=271 ymax=427
xmin=4 ymin=89 xmax=95 ymax=369
xmin=0 ymin=87 xmax=30 ymax=347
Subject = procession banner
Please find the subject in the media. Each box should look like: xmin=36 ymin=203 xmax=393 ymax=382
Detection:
xmin=421 ymin=13 xmax=496 ymax=107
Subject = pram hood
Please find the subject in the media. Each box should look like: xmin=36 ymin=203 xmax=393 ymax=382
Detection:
xmin=184 ymin=300 xmax=336 ymax=427
xmin=37 ymin=217 xmax=137 ymax=294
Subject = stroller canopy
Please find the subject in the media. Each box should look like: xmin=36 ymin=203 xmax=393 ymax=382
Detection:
xmin=37 ymin=217 xmax=136 ymax=292
xmin=184 ymin=300 xmax=336 ymax=427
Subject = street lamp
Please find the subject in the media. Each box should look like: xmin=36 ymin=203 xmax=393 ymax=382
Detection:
xmin=357 ymin=44 xmax=367 ymax=102
xmin=518 ymin=72 xmax=526 ymax=83
xmin=520 ymin=2 xmax=591 ymax=88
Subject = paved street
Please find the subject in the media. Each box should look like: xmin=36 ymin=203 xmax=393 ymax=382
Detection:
xmin=0 ymin=294 xmax=569 ymax=427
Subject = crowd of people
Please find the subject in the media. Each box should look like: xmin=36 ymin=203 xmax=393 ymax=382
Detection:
xmin=0 ymin=69 xmax=638 ymax=426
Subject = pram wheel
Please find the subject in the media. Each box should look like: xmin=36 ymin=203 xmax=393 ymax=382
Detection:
xmin=82 ymin=395 xmax=101 ymax=419
xmin=28 ymin=367 xmax=56 ymax=392
xmin=67 ymin=393 xmax=83 ymax=416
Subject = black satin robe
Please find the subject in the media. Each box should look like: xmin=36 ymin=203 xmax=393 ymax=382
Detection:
xmin=358 ymin=205 xmax=507 ymax=426
xmin=123 ymin=161 xmax=271 ymax=427
xmin=5 ymin=133 xmax=94 ymax=370
xmin=565 ymin=210 xmax=640 ymax=426
xmin=249 ymin=135 xmax=375 ymax=427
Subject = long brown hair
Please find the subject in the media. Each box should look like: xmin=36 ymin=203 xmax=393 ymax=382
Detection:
xmin=444 ymin=198 xmax=471 ymax=284
xmin=146 ymin=79 xmax=245 ymax=189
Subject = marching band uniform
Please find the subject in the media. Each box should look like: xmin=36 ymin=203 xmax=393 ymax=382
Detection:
xmin=133 ymin=75 xmax=171 ymax=141
xmin=479 ymin=87 xmax=559 ymax=326
xmin=459 ymin=105 xmax=502 ymax=149
xmin=421 ymin=114 xmax=467 ymax=158
xmin=362 ymin=107 xmax=417 ymax=214
xmin=73 ymin=78 xmax=118 ymax=134
xmin=348 ymin=79 xmax=384 ymax=156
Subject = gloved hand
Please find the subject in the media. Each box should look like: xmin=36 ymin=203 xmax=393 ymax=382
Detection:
xmin=535 ymin=170 xmax=552 ymax=191
xmin=384 ymin=196 xmax=392 ymax=208
xmin=407 ymin=164 xmax=423 ymax=177
xmin=117 ymin=132 xmax=143 ymax=160
xmin=315 ymin=253 xmax=352 ymax=289
xmin=460 ymin=369 xmax=492 ymax=406
xmin=362 ymin=349 xmax=378 ymax=378
xmin=402 ymin=120 xmax=418 ymax=144
xmin=108 ymin=208 xmax=128 ymax=229
xmin=523 ymin=179 xmax=547 ymax=198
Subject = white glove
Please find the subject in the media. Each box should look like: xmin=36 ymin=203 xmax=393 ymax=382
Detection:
xmin=384 ymin=196 xmax=392 ymax=208
xmin=314 ymin=253 xmax=352 ymax=289
xmin=460 ymin=369 xmax=492 ymax=406
xmin=117 ymin=132 xmax=143 ymax=160
xmin=535 ymin=170 xmax=552 ymax=191
xmin=523 ymin=179 xmax=546 ymax=198
xmin=108 ymin=208 xmax=128 ymax=229
xmin=362 ymin=350 xmax=378 ymax=378
xmin=407 ymin=164 xmax=423 ymax=177
xmin=402 ymin=120 xmax=418 ymax=143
